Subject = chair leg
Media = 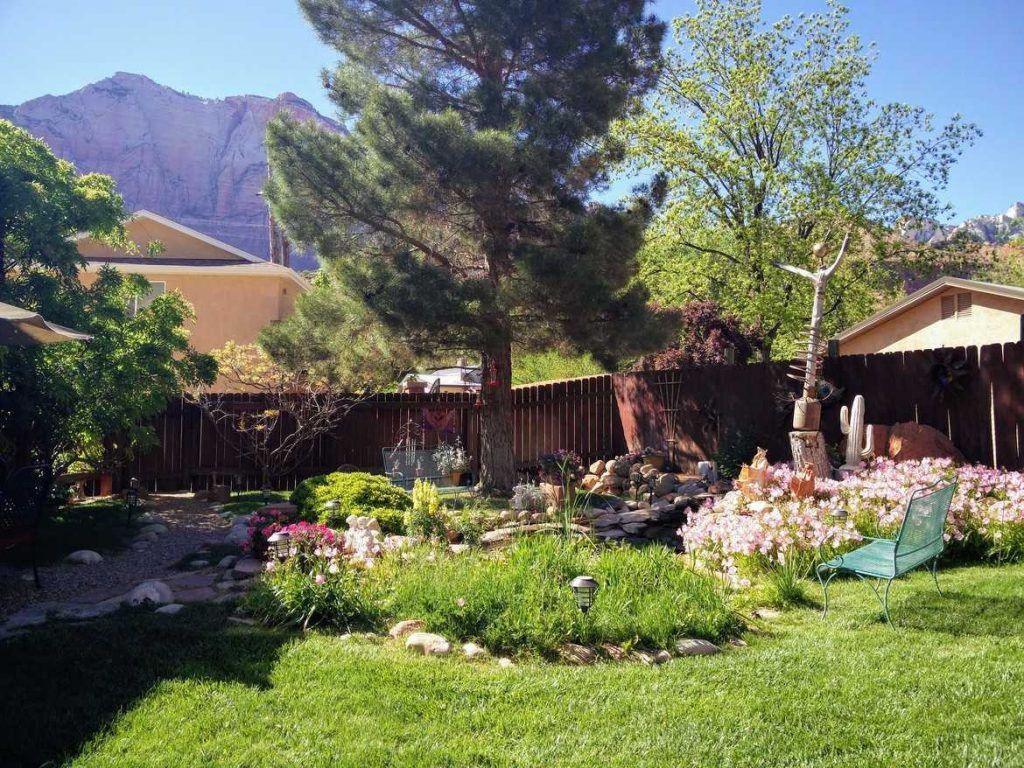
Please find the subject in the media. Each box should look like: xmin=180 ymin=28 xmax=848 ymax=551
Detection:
xmin=929 ymin=558 xmax=943 ymax=597
xmin=881 ymin=579 xmax=893 ymax=627
xmin=816 ymin=564 xmax=836 ymax=619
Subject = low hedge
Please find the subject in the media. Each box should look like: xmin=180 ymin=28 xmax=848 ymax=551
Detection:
xmin=290 ymin=472 xmax=411 ymax=533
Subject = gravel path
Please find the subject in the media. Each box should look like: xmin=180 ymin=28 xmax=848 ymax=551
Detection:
xmin=0 ymin=494 xmax=231 ymax=620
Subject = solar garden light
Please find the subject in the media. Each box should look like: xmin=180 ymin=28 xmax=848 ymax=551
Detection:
xmin=570 ymin=575 xmax=599 ymax=614
xmin=267 ymin=530 xmax=291 ymax=562
xmin=261 ymin=482 xmax=272 ymax=505
xmin=829 ymin=508 xmax=850 ymax=525
xmin=325 ymin=499 xmax=341 ymax=514
xmin=125 ymin=477 xmax=140 ymax=525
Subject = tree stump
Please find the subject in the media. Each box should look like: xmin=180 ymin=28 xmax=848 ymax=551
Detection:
xmin=789 ymin=431 xmax=831 ymax=480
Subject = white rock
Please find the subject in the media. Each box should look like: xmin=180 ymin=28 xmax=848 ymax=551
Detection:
xmin=66 ymin=549 xmax=103 ymax=565
xmin=155 ymin=603 xmax=185 ymax=615
xmin=747 ymin=501 xmax=775 ymax=515
xmin=405 ymin=631 xmax=451 ymax=656
xmin=589 ymin=460 xmax=606 ymax=475
xmin=462 ymin=642 xmax=488 ymax=660
xmin=124 ymin=580 xmax=173 ymax=606
xmin=497 ymin=657 xmax=514 ymax=668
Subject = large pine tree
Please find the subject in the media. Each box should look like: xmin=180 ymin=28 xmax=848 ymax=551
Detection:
xmin=266 ymin=0 xmax=674 ymax=490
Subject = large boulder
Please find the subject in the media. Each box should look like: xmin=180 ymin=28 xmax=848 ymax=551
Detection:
xmin=887 ymin=422 xmax=965 ymax=463
xmin=124 ymin=580 xmax=173 ymax=606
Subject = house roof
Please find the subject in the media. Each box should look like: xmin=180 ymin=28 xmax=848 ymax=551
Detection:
xmin=836 ymin=276 xmax=1024 ymax=343
xmin=77 ymin=210 xmax=311 ymax=292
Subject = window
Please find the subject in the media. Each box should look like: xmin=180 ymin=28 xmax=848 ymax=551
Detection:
xmin=940 ymin=292 xmax=972 ymax=321
xmin=128 ymin=281 xmax=166 ymax=316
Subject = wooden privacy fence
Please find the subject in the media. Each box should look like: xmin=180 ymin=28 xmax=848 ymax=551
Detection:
xmin=124 ymin=340 xmax=1024 ymax=489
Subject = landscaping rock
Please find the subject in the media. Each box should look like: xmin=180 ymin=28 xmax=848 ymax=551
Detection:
xmin=187 ymin=560 xmax=210 ymax=569
xmin=155 ymin=603 xmax=185 ymax=615
xmin=131 ymin=541 xmax=151 ymax=552
xmin=654 ymin=650 xmax=673 ymax=665
xmin=589 ymin=459 xmax=606 ymax=475
xmin=134 ymin=531 xmax=159 ymax=543
xmin=633 ymin=650 xmax=656 ymax=665
xmin=497 ymin=657 xmax=514 ymax=668
xmin=674 ymin=638 xmax=720 ymax=657
xmin=227 ymin=616 xmax=258 ymax=626
xmin=887 ymin=421 xmax=965 ymax=463
xmin=559 ymin=643 xmax=597 ymax=665
xmin=462 ymin=642 xmax=488 ymax=660
xmin=66 ymin=549 xmax=103 ymax=565
xmin=405 ymin=632 xmax=452 ymax=656
xmin=232 ymin=558 xmax=263 ymax=579
xmin=218 ymin=555 xmax=238 ymax=569
xmin=389 ymin=619 xmax=426 ymax=639
xmin=600 ymin=643 xmax=628 ymax=661
xmin=224 ymin=525 xmax=250 ymax=547
xmin=139 ymin=523 xmax=168 ymax=536
xmin=753 ymin=607 xmax=782 ymax=620
xmin=124 ymin=580 xmax=173 ymax=606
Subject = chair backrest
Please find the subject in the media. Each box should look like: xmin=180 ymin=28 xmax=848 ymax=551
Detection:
xmin=895 ymin=480 xmax=956 ymax=568
xmin=0 ymin=463 xmax=52 ymax=535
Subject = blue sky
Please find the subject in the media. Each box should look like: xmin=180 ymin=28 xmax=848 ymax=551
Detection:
xmin=2 ymin=0 xmax=1022 ymax=221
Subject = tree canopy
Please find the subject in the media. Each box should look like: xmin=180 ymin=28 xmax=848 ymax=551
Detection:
xmin=265 ymin=0 xmax=676 ymax=489
xmin=615 ymin=0 xmax=980 ymax=358
xmin=0 ymin=120 xmax=215 ymax=473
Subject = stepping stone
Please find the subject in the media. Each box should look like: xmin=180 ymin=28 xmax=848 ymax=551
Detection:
xmin=54 ymin=601 xmax=121 ymax=621
xmin=165 ymin=572 xmax=218 ymax=589
xmin=173 ymin=587 xmax=218 ymax=604
xmin=223 ymin=525 xmax=250 ymax=546
xmin=231 ymin=558 xmax=263 ymax=579
xmin=66 ymin=550 xmax=103 ymax=565
xmin=155 ymin=603 xmax=185 ymax=615
xmin=218 ymin=555 xmax=237 ymax=569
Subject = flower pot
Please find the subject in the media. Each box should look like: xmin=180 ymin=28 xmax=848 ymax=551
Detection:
xmin=792 ymin=398 xmax=821 ymax=431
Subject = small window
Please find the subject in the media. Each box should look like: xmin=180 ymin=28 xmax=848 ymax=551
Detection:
xmin=941 ymin=295 xmax=955 ymax=320
xmin=957 ymin=292 xmax=972 ymax=317
xmin=129 ymin=281 xmax=166 ymax=316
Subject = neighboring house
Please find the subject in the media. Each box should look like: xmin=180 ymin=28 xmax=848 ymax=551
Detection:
xmin=399 ymin=362 xmax=482 ymax=394
xmin=834 ymin=277 xmax=1024 ymax=356
xmin=77 ymin=210 xmax=309 ymax=353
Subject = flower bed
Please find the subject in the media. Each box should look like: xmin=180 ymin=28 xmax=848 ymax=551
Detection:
xmin=682 ymin=458 xmax=1024 ymax=596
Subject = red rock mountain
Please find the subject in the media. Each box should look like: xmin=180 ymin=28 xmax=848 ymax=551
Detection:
xmin=0 ymin=72 xmax=340 ymax=269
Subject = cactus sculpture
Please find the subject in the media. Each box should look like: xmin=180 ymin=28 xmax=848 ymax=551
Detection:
xmin=839 ymin=394 xmax=873 ymax=469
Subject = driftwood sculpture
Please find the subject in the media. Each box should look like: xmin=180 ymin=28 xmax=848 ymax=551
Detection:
xmin=775 ymin=232 xmax=852 ymax=479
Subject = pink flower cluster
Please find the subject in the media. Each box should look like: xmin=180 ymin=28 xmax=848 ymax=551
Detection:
xmin=682 ymin=458 xmax=1024 ymax=584
xmin=244 ymin=506 xmax=300 ymax=556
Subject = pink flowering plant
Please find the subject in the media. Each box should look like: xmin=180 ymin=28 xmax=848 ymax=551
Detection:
xmin=243 ymin=506 xmax=302 ymax=557
xmin=682 ymin=458 xmax=1024 ymax=598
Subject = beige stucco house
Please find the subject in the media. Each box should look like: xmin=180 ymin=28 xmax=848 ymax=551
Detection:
xmin=77 ymin=210 xmax=309 ymax=354
xmin=834 ymin=277 xmax=1024 ymax=356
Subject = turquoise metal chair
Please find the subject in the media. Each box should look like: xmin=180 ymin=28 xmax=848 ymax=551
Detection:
xmin=816 ymin=480 xmax=957 ymax=626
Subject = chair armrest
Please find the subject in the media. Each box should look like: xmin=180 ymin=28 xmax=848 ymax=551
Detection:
xmin=859 ymin=535 xmax=895 ymax=543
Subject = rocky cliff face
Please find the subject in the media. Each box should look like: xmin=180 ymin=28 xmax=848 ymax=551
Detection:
xmin=903 ymin=202 xmax=1024 ymax=247
xmin=0 ymin=72 xmax=340 ymax=269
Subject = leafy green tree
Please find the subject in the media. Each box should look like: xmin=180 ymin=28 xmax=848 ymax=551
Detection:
xmin=512 ymin=351 xmax=608 ymax=386
xmin=0 ymin=120 xmax=215 ymax=475
xmin=265 ymin=0 xmax=676 ymax=490
xmin=615 ymin=0 xmax=980 ymax=359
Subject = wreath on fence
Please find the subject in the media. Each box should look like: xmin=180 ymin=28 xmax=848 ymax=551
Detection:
xmin=422 ymin=407 xmax=457 ymax=435
xmin=930 ymin=349 xmax=970 ymax=400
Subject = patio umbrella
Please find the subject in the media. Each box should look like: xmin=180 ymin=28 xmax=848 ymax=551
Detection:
xmin=0 ymin=301 xmax=92 ymax=346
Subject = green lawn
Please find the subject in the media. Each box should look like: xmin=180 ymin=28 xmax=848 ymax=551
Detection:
xmin=4 ymin=500 xmax=135 ymax=565
xmin=218 ymin=489 xmax=291 ymax=517
xmin=2 ymin=564 xmax=1022 ymax=767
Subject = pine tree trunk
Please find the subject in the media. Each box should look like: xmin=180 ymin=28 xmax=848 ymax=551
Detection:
xmin=478 ymin=338 xmax=516 ymax=494
xmin=789 ymin=430 xmax=831 ymax=480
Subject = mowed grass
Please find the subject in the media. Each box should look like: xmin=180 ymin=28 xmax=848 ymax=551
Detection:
xmin=1 ymin=564 xmax=1022 ymax=767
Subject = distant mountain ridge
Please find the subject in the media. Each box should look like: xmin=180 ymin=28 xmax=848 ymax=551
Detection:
xmin=904 ymin=202 xmax=1024 ymax=247
xmin=0 ymin=72 xmax=340 ymax=269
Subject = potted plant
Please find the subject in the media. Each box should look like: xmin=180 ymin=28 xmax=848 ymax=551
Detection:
xmin=641 ymin=446 xmax=666 ymax=471
xmin=433 ymin=439 xmax=471 ymax=486
xmin=538 ymin=449 xmax=582 ymax=504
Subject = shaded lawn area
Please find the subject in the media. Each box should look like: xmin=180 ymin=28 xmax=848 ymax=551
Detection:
xmin=217 ymin=489 xmax=290 ymax=517
xmin=1 ymin=565 xmax=1022 ymax=767
xmin=4 ymin=500 xmax=135 ymax=566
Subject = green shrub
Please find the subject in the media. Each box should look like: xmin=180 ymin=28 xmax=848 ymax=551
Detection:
xmin=290 ymin=472 xmax=411 ymax=532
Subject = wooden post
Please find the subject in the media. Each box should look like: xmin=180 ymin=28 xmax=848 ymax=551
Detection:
xmin=788 ymin=430 xmax=831 ymax=479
